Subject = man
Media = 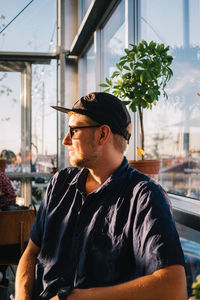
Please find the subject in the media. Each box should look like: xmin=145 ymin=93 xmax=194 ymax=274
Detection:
xmin=15 ymin=92 xmax=187 ymax=300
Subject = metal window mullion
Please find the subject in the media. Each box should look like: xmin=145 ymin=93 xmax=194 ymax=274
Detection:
xmin=57 ymin=0 xmax=66 ymax=169
xmin=21 ymin=62 xmax=32 ymax=205
xmin=95 ymin=29 xmax=101 ymax=92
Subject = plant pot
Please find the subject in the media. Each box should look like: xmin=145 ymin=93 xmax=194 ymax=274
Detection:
xmin=128 ymin=159 xmax=161 ymax=180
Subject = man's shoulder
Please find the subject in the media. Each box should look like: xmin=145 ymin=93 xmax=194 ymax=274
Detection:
xmin=126 ymin=167 xmax=167 ymax=197
xmin=54 ymin=166 xmax=81 ymax=181
xmin=43 ymin=167 xmax=83 ymax=206
xmin=59 ymin=166 xmax=81 ymax=176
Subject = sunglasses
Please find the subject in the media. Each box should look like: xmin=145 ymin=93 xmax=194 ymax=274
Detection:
xmin=69 ymin=125 xmax=101 ymax=139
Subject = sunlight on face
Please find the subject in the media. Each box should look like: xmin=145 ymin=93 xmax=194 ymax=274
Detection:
xmin=67 ymin=113 xmax=100 ymax=168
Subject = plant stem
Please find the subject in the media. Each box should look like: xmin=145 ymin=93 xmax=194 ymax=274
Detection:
xmin=138 ymin=105 xmax=144 ymax=160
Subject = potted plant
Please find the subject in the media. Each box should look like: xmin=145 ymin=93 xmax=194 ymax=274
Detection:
xmin=189 ymin=274 xmax=200 ymax=299
xmin=100 ymin=40 xmax=173 ymax=177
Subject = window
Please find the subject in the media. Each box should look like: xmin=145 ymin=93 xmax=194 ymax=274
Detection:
xmin=79 ymin=43 xmax=95 ymax=95
xmin=0 ymin=72 xmax=21 ymax=159
xmin=140 ymin=0 xmax=200 ymax=201
xmin=78 ymin=0 xmax=93 ymax=27
xmin=31 ymin=61 xmax=57 ymax=204
xmin=32 ymin=62 xmax=57 ymax=174
xmin=0 ymin=72 xmax=22 ymax=198
xmin=85 ymin=44 xmax=95 ymax=93
xmin=0 ymin=1 xmax=57 ymax=205
xmin=101 ymin=1 xmax=125 ymax=79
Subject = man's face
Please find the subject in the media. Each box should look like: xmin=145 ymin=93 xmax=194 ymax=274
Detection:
xmin=62 ymin=113 xmax=100 ymax=168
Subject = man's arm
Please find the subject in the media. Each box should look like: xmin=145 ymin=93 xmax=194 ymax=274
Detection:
xmin=51 ymin=265 xmax=187 ymax=300
xmin=15 ymin=239 xmax=40 ymax=300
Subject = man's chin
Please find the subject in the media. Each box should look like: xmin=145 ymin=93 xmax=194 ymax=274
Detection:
xmin=69 ymin=157 xmax=84 ymax=168
xmin=69 ymin=157 xmax=94 ymax=169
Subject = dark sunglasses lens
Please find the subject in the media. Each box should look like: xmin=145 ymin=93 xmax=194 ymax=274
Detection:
xmin=69 ymin=128 xmax=73 ymax=139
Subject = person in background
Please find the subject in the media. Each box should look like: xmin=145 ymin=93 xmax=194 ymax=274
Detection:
xmin=0 ymin=157 xmax=16 ymax=210
xmin=15 ymin=93 xmax=187 ymax=300
xmin=0 ymin=157 xmax=16 ymax=289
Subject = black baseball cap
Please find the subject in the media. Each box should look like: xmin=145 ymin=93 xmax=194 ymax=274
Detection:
xmin=51 ymin=92 xmax=131 ymax=142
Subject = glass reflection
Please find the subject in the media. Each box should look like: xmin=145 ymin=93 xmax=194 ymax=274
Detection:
xmin=101 ymin=0 xmax=125 ymax=79
xmin=85 ymin=43 xmax=95 ymax=94
xmin=78 ymin=0 xmax=92 ymax=26
xmin=31 ymin=61 xmax=57 ymax=204
xmin=0 ymin=72 xmax=22 ymax=197
xmin=140 ymin=0 xmax=200 ymax=200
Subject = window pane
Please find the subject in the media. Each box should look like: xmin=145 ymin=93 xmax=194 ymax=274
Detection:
xmin=31 ymin=61 xmax=57 ymax=204
xmin=0 ymin=72 xmax=21 ymax=157
xmin=79 ymin=43 xmax=95 ymax=95
xmin=78 ymin=0 xmax=92 ymax=26
xmin=32 ymin=62 xmax=57 ymax=163
xmin=32 ymin=61 xmax=57 ymax=174
xmin=85 ymin=44 xmax=95 ymax=93
xmin=140 ymin=0 xmax=200 ymax=200
xmin=101 ymin=0 xmax=125 ymax=79
xmin=177 ymin=223 xmax=200 ymax=296
xmin=0 ymin=72 xmax=22 ymax=197
xmin=0 ymin=0 xmax=56 ymax=52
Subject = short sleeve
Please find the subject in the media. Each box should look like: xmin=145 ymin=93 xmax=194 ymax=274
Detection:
xmin=132 ymin=182 xmax=185 ymax=276
xmin=30 ymin=168 xmax=79 ymax=248
xmin=30 ymin=176 xmax=55 ymax=247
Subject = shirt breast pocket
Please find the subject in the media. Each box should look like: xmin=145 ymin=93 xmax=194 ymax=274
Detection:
xmin=87 ymin=230 xmax=126 ymax=284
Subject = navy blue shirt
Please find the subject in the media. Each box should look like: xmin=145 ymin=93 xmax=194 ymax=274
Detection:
xmin=30 ymin=157 xmax=185 ymax=299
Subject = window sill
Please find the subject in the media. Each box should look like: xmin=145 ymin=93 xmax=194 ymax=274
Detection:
xmin=169 ymin=193 xmax=200 ymax=231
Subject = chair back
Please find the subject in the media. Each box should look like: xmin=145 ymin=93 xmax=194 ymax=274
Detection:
xmin=0 ymin=209 xmax=35 ymax=264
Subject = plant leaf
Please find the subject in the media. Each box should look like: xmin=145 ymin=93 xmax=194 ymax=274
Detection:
xmin=137 ymin=147 xmax=145 ymax=158
xmin=106 ymin=78 xmax=112 ymax=85
xmin=99 ymin=83 xmax=109 ymax=88
xmin=123 ymin=65 xmax=130 ymax=71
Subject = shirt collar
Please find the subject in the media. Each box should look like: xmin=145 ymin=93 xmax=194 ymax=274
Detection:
xmin=100 ymin=157 xmax=131 ymax=195
xmin=67 ymin=157 xmax=131 ymax=196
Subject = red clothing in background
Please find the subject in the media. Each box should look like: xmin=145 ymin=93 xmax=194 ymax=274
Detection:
xmin=0 ymin=170 xmax=16 ymax=208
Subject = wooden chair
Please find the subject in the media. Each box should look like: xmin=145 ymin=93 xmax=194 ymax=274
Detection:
xmin=0 ymin=209 xmax=35 ymax=265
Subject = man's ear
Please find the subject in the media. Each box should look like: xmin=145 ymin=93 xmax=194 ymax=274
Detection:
xmin=98 ymin=125 xmax=111 ymax=145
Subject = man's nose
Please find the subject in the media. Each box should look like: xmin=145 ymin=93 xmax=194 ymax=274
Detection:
xmin=62 ymin=132 xmax=72 ymax=145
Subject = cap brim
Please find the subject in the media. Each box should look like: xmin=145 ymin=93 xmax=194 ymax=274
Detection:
xmin=51 ymin=105 xmax=71 ymax=114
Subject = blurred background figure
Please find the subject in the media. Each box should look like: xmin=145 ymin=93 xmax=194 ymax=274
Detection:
xmin=0 ymin=157 xmax=16 ymax=209
xmin=0 ymin=157 xmax=16 ymax=289
xmin=1 ymin=150 xmax=22 ymax=197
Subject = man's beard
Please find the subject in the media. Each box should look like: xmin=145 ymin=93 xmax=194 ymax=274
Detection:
xmin=69 ymin=149 xmax=99 ymax=169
